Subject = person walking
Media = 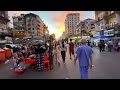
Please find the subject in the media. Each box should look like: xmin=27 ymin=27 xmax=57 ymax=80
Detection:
xmin=60 ymin=41 xmax=67 ymax=64
xmin=69 ymin=39 xmax=75 ymax=59
xmin=108 ymin=40 xmax=113 ymax=52
xmin=74 ymin=39 xmax=93 ymax=79
xmin=102 ymin=40 xmax=105 ymax=51
xmin=54 ymin=42 xmax=61 ymax=64
xmin=98 ymin=40 xmax=103 ymax=52
xmin=47 ymin=40 xmax=54 ymax=69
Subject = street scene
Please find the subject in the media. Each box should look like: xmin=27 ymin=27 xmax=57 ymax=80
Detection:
xmin=0 ymin=11 xmax=120 ymax=79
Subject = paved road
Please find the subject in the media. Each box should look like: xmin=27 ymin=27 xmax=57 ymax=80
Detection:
xmin=0 ymin=46 xmax=120 ymax=79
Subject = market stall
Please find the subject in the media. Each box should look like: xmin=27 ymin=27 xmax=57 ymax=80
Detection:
xmin=0 ymin=49 xmax=5 ymax=62
xmin=4 ymin=48 xmax=12 ymax=59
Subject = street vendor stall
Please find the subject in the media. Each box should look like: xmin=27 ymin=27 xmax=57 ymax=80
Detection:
xmin=4 ymin=47 xmax=12 ymax=59
xmin=0 ymin=49 xmax=5 ymax=62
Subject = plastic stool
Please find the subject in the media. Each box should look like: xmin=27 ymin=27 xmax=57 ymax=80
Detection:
xmin=43 ymin=61 xmax=50 ymax=70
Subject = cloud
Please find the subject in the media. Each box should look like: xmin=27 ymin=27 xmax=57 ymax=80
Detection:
xmin=52 ymin=11 xmax=84 ymax=26
xmin=50 ymin=11 xmax=84 ymax=38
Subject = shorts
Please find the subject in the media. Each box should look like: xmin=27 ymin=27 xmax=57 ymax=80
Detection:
xmin=69 ymin=51 xmax=74 ymax=55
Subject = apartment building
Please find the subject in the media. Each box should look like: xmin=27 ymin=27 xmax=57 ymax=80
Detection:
xmin=65 ymin=13 xmax=80 ymax=36
xmin=24 ymin=13 xmax=47 ymax=37
xmin=95 ymin=11 xmax=120 ymax=38
xmin=0 ymin=11 xmax=10 ymax=38
xmin=76 ymin=18 xmax=95 ymax=37
xmin=24 ymin=13 xmax=40 ymax=36
xmin=12 ymin=14 xmax=27 ymax=37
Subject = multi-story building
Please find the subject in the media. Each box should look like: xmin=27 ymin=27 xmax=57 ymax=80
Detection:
xmin=65 ymin=13 xmax=80 ymax=36
xmin=76 ymin=18 xmax=95 ymax=37
xmin=95 ymin=11 xmax=120 ymax=38
xmin=12 ymin=14 xmax=27 ymax=37
xmin=24 ymin=13 xmax=41 ymax=36
xmin=24 ymin=13 xmax=46 ymax=37
xmin=0 ymin=11 xmax=10 ymax=38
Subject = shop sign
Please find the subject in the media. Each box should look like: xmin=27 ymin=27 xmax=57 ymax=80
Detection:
xmin=104 ymin=29 xmax=114 ymax=36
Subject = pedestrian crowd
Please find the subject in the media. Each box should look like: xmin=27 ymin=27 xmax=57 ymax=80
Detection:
xmin=10 ymin=38 xmax=94 ymax=79
xmin=98 ymin=40 xmax=120 ymax=52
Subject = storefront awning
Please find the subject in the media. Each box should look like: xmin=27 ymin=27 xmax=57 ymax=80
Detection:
xmin=96 ymin=35 xmax=108 ymax=39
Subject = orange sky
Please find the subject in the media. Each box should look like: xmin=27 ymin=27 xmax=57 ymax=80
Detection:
xmin=50 ymin=11 xmax=84 ymax=38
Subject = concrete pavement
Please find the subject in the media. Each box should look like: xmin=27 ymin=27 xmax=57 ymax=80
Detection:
xmin=0 ymin=46 xmax=120 ymax=79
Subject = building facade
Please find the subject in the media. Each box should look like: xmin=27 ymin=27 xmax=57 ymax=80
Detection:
xmin=76 ymin=18 xmax=95 ymax=37
xmin=0 ymin=11 xmax=11 ymax=38
xmin=24 ymin=13 xmax=41 ymax=36
xmin=13 ymin=13 xmax=47 ymax=38
xmin=12 ymin=14 xmax=27 ymax=37
xmin=24 ymin=13 xmax=46 ymax=37
xmin=65 ymin=13 xmax=80 ymax=36
xmin=95 ymin=11 xmax=120 ymax=38
xmin=44 ymin=25 xmax=49 ymax=40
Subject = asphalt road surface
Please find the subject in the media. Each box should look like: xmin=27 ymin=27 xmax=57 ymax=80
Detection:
xmin=0 ymin=45 xmax=120 ymax=79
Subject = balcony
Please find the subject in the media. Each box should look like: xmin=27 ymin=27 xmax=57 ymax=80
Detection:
xmin=114 ymin=23 xmax=120 ymax=30
xmin=0 ymin=28 xmax=13 ymax=37
xmin=96 ymin=17 xmax=104 ymax=23
xmin=104 ymin=23 xmax=115 ymax=30
xmin=104 ymin=11 xmax=115 ymax=19
xmin=37 ymin=24 xmax=40 ymax=26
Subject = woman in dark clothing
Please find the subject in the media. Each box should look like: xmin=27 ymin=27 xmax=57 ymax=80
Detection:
xmin=102 ymin=40 xmax=105 ymax=51
xmin=35 ymin=44 xmax=46 ymax=71
xmin=98 ymin=41 xmax=103 ymax=52
xmin=47 ymin=40 xmax=54 ymax=69
xmin=60 ymin=41 xmax=67 ymax=64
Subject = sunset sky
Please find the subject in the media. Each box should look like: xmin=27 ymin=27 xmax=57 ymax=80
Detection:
xmin=8 ymin=11 xmax=95 ymax=39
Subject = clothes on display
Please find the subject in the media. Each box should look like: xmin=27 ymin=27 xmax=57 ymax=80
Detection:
xmin=36 ymin=54 xmax=44 ymax=71
xmin=35 ymin=46 xmax=46 ymax=71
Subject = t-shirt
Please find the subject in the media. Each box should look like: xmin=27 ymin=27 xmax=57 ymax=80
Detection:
xmin=60 ymin=44 xmax=67 ymax=51
xmin=76 ymin=45 xmax=93 ymax=67
xmin=69 ymin=42 xmax=74 ymax=51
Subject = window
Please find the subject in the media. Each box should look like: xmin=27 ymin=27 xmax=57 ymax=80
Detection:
xmin=91 ymin=27 xmax=94 ymax=29
xmin=33 ymin=28 xmax=34 ymax=30
xmin=101 ymin=26 xmax=103 ymax=30
xmin=18 ymin=18 xmax=22 ymax=21
xmin=28 ymin=24 xmax=30 ymax=27
xmin=28 ymin=28 xmax=30 ymax=30
xmin=28 ymin=31 xmax=31 ymax=33
xmin=13 ymin=18 xmax=18 ymax=22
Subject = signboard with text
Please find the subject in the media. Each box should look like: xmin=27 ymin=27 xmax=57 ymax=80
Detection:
xmin=104 ymin=29 xmax=114 ymax=36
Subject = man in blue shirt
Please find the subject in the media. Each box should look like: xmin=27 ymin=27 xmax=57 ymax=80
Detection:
xmin=74 ymin=39 xmax=93 ymax=79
